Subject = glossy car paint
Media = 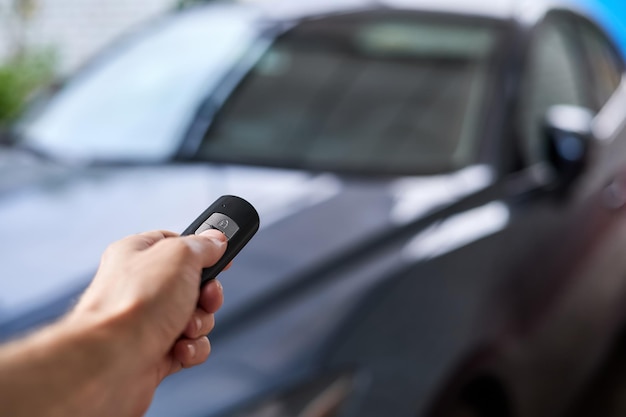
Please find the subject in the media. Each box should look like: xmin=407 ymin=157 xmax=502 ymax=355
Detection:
xmin=2 ymin=1 xmax=626 ymax=417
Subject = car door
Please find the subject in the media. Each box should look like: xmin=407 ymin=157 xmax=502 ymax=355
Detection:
xmin=421 ymin=12 xmax=626 ymax=417
xmin=554 ymin=16 xmax=626 ymax=417
xmin=488 ymin=11 xmax=626 ymax=417
xmin=575 ymin=12 xmax=626 ymax=187
xmin=323 ymin=11 xmax=626 ymax=417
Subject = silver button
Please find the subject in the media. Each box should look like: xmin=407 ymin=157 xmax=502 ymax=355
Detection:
xmin=195 ymin=212 xmax=239 ymax=240
xmin=194 ymin=222 xmax=215 ymax=235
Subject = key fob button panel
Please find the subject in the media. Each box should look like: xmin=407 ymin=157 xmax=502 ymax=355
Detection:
xmin=182 ymin=195 xmax=260 ymax=285
xmin=195 ymin=213 xmax=240 ymax=240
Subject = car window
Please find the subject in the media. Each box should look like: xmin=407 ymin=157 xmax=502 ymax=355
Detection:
xmin=197 ymin=14 xmax=500 ymax=175
xmin=518 ymin=16 xmax=590 ymax=164
xmin=577 ymin=19 xmax=623 ymax=109
xmin=17 ymin=6 xmax=261 ymax=162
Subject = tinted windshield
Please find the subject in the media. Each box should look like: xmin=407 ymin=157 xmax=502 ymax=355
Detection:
xmin=199 ymin=13 xmax=500 ymax=175
xmin=18 ymin=6 xmax=261 ymax=161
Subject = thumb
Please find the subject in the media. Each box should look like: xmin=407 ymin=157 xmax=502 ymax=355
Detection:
xmin=180 ymin=229 xmax=228 ymax=269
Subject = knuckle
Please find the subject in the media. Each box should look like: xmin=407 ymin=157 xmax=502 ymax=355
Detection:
xmin=101 ymin=241 xmax=122 ymax=261
xmin=166 ymin=239 xmax=195 ymax=262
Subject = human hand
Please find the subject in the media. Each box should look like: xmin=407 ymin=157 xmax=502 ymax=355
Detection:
xmin=0 ymin=229 xmax=229 ymax=417
xmin=69 ymin=229 xmax=228 ymax=415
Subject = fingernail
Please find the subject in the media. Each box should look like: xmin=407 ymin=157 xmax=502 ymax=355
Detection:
xmin=215 ymin=279 xmax=223 ymax=292
xmin=195 ymin=317 xmax=202 ymax=333
xmin=187 ymin=342 xmax=196 ymax=359
xmin=199 ymin=229 xmax=227 ymax=246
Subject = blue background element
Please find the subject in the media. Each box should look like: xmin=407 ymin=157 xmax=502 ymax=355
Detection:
xmin=577 ymin=0 xmax=626 ymax=57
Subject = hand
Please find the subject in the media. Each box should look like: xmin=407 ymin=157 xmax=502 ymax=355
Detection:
xmin=0 ymin=229 xmax=228 ymax=417
xmin=70 ymin=229 xmax=228 ymax=415
xmin=75 ymin=229 xmax=227 ymax=367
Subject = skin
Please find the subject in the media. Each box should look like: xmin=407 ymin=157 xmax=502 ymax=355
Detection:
xmin=0 ymin=229 xmax=229 ymax=417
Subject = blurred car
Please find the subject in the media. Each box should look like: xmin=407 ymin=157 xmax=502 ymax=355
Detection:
xmin=3 ymin=0 xmax=626 ymax=416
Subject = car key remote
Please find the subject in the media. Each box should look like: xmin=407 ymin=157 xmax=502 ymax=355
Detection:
xmin=182 ymin=195 xmax=260 ymax=286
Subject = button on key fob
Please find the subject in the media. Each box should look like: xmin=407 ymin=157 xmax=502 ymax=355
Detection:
xmin=182 ymin=195 xmax=260 ymax=286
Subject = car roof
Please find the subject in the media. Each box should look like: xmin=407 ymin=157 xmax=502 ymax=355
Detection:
xmin=244 ymin=0 xmax=514 ymax=19
xmin=236 ymin=0 xmax=583 ymax=23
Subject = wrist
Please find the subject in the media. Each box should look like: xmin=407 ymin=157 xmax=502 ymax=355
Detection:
xmin=63 ymin=303 xmax=146 ymax=373
xmin=68 ymin=294 xmax=166 ymax=364
xmin=0 ymin=314 xmax=130 ymax=417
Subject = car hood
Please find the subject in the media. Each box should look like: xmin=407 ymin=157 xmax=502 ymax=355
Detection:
xmin=0 ymin=162 xmax=492 ymax=328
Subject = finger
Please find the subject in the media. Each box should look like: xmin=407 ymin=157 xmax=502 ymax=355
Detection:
xmin=180 ymin=230 xmax=228 ymax=268
xmin=114 ymin=230 xmax=179 ymax=252
xmin=223 ymin=260 xmax=234 ymax=272
xmin=138 ymin=230 xmax=179 ymax=239
xmin=183 ymin=310 xmax=215 ymax=339
xmin=172 ymin=337 xmax=211 ymax=369
xmin=134 ymin=230 xmax=180 ymax=250
xmin=198 ymin=279 xmax=224 ymax=314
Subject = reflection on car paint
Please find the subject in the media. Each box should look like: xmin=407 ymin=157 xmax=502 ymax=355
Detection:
xmin=593 ymin=75 xmax=626 ymax=142
xmin=402 ymin=201 xmax=510 ymax=260
xmin=389 ymin=164 xmax=493 ymax=224
xmin=246 ymin=173 xmax=342 ymax=228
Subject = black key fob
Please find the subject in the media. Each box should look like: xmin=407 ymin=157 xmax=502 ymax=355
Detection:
xmin=182 ymin=195 xmax=260 ymax=286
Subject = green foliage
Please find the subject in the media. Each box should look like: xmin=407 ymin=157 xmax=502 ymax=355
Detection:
xmin=175 ymin=0 xmax=221 ymax=11
xmin=0 ymin=48 xmax=56 ymax=126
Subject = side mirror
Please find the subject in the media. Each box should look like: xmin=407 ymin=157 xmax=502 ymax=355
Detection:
xmin=543 ymin=105 xmax=596 ymax=190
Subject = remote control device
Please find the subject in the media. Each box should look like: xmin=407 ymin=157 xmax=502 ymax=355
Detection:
xmin=182 ymin=195 xmax=260 ymax=286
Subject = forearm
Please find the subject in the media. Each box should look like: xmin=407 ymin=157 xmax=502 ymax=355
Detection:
xmin=0 ymin=316 xmax=130 ymax=417
xmin=0 ymin=230 xmax=226 ymax=416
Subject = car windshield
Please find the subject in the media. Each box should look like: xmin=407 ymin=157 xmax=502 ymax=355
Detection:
xmin=17 ymin=5 xmax=262 ymax=162
xmin=199 ymin=14 xmax=500 ymax=175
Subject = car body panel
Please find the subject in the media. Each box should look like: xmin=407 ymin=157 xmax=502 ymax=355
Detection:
xmin=3 ymin=1 xmax=626 ymax=417
xmin=0 ymin=162 xmax=491 ymax=329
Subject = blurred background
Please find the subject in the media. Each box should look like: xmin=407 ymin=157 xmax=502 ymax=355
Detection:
xmin=4 ymin=1 xmax=626 ymax=417
xmin=0 ymin=0 xmax=623 ymax=128
xmin=0 ymin=0 xmax=178 ymax=125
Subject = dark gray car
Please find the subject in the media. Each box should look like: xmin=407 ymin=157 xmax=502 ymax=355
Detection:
xmin=3 ymin=1 xmax=626 ymax=416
